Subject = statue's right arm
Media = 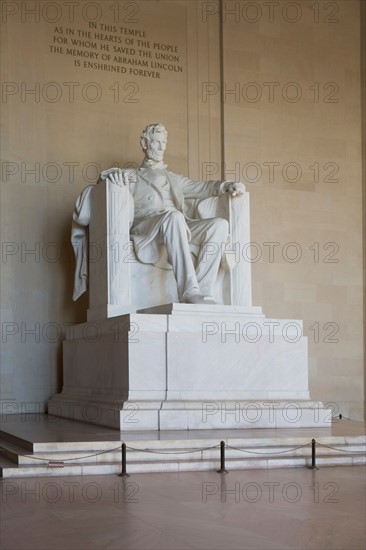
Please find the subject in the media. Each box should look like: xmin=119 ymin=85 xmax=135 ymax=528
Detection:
xmin=98 ymin=168 xmax=138 ymax=186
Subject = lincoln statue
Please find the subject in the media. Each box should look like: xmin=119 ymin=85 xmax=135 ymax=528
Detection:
xmin=95 ymin=123 xmax=245 ymax=304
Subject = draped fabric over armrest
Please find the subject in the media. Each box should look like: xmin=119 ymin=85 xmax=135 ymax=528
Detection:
xmin=72 ymin=181 xmax=135 ymax=302
xmin=71 ymin=184 xmax=94 ymax=301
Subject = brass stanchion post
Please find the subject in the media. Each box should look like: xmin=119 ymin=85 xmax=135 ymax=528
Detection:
xmin=217 ymin=440 xmax=228 ymax=473
xmin=119 ymin=442 xmax=130 ymax=477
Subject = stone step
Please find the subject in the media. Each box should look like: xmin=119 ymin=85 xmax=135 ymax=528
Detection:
xmin=1 ymin=416 xmax=364 ymax=478
xmin=0 ymin=439 xmax=29 ymax=464
xmin=11 ymin=444 xmax=366 ymax=465
xmin=1 ymin=435 xmax=364 ymax=478
xmin=0 ymin=430 xmax=34 ymax=452
xmin=1 ymin=426 xmax=364 ymax=453
xmin=1 ymin=436 xmax=365 ymax=464
xmin=1 ymin=453 xmax=365 ymax=479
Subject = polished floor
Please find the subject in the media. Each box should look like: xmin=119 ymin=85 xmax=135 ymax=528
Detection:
xmin=1 ymin=465 xmax=365 ymax=549
xmin=1 ymin=417 xmax=365 ymax=549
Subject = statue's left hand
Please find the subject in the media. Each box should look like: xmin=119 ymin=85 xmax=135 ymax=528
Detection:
xmin=223 ymin=181 xmax=245 ymax=197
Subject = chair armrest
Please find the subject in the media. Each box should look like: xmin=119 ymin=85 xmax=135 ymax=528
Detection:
xmin=195 ymin=195 xmax=228 ymax=220
xmin=195 ymin=192 xmax=247 ymax=222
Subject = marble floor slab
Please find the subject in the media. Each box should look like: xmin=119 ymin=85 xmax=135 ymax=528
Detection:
xmin=1 ymin=465 xmax=365 ymax=549
xmin=1 ymin=415 xmax=365 ymax=548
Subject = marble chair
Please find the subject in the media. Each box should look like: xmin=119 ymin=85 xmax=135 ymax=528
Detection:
xmin=72 ymin=179 xmax=253 ymax=321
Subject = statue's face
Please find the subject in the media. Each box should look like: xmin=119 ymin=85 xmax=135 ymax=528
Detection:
xmin=145 ymin=131 xmax=167 ymax=162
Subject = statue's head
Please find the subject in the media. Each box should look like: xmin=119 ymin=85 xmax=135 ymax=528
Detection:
xmin=140 ymin=123 xmax=168 ymax=162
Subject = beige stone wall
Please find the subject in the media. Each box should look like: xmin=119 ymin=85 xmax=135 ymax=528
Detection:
xmin=218 ymin=0 xmax=364 ymax=418
xmin=0 ymin=0 xmax=221 ymax=413
xmin=1 ymin=0 xmax=364 ymax=419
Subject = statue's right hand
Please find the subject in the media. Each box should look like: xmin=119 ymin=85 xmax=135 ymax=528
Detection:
xmin=100 ymin=168 xmax=129 ymax=186
xmin=109 ymin=170 xmax=126 ymax=187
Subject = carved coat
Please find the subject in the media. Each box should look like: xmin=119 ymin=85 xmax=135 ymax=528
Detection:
xmin=127 ymin=164 xmax=225 ymax=267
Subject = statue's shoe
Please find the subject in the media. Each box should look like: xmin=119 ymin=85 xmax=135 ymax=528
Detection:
xmin=183 ymin=292 xmax=217 ymax=305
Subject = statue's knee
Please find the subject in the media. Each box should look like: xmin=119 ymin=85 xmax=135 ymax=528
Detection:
xmin=215 ymin=217 xmax=229 ymax=236
xmin=166 ymin=210 xmax=186 ymax=226
xmin=161 ymin=211 xmax=187 ymax=239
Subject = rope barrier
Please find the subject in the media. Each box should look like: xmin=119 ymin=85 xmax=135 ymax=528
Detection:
xmin=316 ymin=442 xmax=366 ymax=454
xmin=1 ymin=437 xmax=364 ymax=475
xmin=337 ymin=414 xmax=354 ymax=421
xmin=124 ymin=443 xmax=220 ymax=455
xmin=0 ymin=444 xmax=124 ymax=463
xmin=1 ymin=440 xmax=365 ymax=461
xmin=226 ymin=442 xmax=311 ymax=455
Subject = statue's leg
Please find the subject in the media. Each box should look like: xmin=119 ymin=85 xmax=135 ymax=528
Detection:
xmin=159 ymin=211 xmax=199 ymax=300
xmin=187 ymin=217 xmax=229 ymax=296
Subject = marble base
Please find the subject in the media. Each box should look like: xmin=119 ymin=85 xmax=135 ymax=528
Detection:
xmin=121 ymin=399 xmax=331 ymax=431
xmin=48 ymin=397 xmax=330 ymax=431
xmin=49 ymin=304 xmax=330 ymax=430
xmin=87 ymin=304 xmax=136 ymax=321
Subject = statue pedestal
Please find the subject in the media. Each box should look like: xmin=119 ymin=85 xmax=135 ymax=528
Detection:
xmin=49 ymin=304 xmax=330 ymax=430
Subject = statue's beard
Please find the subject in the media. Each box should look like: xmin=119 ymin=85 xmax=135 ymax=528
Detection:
xmin=146 ymin=149 xmax=164 ymax=162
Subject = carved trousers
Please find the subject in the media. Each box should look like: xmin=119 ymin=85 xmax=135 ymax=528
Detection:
xmin=159 ymin=210 xmax=229 ymax=299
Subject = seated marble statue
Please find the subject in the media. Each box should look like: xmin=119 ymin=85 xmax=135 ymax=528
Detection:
xmin=71 ymin=123 xmax=245 ymax=305
xmin=98 ymin=123 xmax=245 ymax=304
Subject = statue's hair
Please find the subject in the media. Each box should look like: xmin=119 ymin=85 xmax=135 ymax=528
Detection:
xmin=140 ymin=123 xmax=167 ymax=150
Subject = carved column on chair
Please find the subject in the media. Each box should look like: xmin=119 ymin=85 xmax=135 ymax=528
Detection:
xmin=87 ymin=180 xmax=132 ymax=320
xmin=196 ymin=190 xmax=253 ymax=307
xmin=228 ymin=192 xmax=252 ymax=307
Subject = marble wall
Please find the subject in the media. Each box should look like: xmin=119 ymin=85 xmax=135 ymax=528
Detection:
xmin=219 ymin=0 xmax=364 ymax=419
xmin=1 ymin=0 xmax=364 ymax=419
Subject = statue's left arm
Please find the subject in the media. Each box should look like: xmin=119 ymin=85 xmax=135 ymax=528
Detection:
xmin=176 ymin=174 xmax=245 ymax=199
